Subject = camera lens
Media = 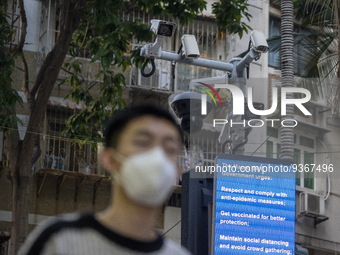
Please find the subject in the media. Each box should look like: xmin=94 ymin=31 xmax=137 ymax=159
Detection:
xmin=157 ymin=23 xmax=173 ymax=37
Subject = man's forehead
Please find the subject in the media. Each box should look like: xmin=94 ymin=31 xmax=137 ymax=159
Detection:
xmin=125 ymin=115 xmax=180 ymax=139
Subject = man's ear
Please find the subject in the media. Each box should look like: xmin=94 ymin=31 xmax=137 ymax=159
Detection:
xmin=100 ymin=148 xmax=120 ymax=174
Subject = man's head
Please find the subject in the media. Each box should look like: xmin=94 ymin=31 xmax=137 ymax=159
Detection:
xmin=103 ymin=104 xmax=183 ymax=162
xmin=101 ymin=105 xmax=183 ymax=207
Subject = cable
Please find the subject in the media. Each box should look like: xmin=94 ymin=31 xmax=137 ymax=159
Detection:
xmin=250 ymin=134 xmax=273 ymax=156
xmin=232 ymin=127 xmax=252 ymax=154
xmin=161 ymin=219 xmax=181 ymax=237
xmin=4 ymin=123 xmax=340 ymax=154
xmin=141 ymin=58 xmax=156 ymax=77
xmin=0 ymin=125 xmax=103 ymax=144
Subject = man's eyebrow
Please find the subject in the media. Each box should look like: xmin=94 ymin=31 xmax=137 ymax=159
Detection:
xmin=133 ymin=130 xmax=181 ymax=144
xmin=162 ymin=135 xmax=181 ymax=144
xmin=133 ymin=130 xmax=153 ymax=138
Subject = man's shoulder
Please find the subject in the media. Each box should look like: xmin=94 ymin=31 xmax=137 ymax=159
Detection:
xmin=19 ymin=213 xmax=192 ymax=255
xmin=162 ymin=238 xmax=191 ymax=255
xmin=18 ymin=213 xmax=93 ymax=255
xmin=28 ymin=212 xmax=93 ymax=238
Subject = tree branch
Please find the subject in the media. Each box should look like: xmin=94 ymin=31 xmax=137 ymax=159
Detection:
xmin=61 ymin=66 xmax=76 ymax=76
xmin=15 ymin=0 xmax=31 ymax=107
xmin=16 ymin=0 xmax=27 ymax=53
xmin=87 ymin=81 xmax=97 ymax=90
xmin=23 ymin=0 xmax=86 ymax=173
xmin=19 ymin=54 xmax=29 ymax=96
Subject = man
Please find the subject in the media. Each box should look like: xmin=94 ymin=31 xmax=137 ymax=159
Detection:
xmin=19 ymin=104 xmax=190 ymax=255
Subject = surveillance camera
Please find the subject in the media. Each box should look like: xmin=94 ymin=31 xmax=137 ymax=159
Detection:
xmin=250 ymin=30 xmax=269 ymax=53
xmin=181 ymin=34 xmax=200 ymax=58
xmin=150 ymin=19 xmax=176 ymax=37
xmin=171 ymin=92 xmax=212 ymax=133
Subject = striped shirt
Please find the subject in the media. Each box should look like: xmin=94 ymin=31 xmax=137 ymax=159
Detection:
xmin=18 ymin=213 xmax=191 ymax=255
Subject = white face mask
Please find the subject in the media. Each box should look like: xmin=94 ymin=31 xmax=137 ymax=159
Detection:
xmin=114 ymin=147 xmax=178 ymax=207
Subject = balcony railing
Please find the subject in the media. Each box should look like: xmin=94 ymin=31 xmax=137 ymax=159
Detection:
xmin=34 ymin=136 xmax=107 ymax=176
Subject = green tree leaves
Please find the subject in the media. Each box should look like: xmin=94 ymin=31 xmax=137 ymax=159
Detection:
xmin=0 ymin=8 xmax=23 ymax=132
xmin=212 ymin=0 xmax=252 ymax=38
xmin=62 ymin=0 xmax=208 ymax=141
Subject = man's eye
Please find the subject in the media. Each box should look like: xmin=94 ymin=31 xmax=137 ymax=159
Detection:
xmin=164 ymin=146 xmax=178 ymax=155
xmin=134 ymin=140 xmax=151 ymax=147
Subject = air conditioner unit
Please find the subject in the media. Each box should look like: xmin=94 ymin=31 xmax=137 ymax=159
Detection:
xmin=299 ymin=192 xmax=325 ymax=216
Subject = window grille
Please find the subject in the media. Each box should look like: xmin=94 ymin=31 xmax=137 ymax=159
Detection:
xmin=179 ymin=131 xmax=223 ymax=172
xmin=5 ymin=2 xmax=21 ymax=49
xmin=124 ymin=11 xmax=221 ymax=90
xmin=39 ymin=0 xmax=61 ymax=55
xmin=35 ymin=106 xmax=105 ymax=176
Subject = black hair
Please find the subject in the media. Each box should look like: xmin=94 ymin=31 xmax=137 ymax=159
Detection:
xmin=104 ymin=104 xmax=183 ymax=148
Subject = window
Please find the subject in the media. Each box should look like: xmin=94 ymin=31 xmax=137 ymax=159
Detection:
xmin=266 ymin=127 xmax=279 ymax=158
xmin=266 ymin=140 xmax=273 ymax=158
xmin=167 ymin=193 xmax=181 ymax=207
xmin=276 ymin=143 xmax=281 ymax=159
xmin=122 ymin=10 xmax=224 ymax=90
xmin=266 ymin=126 xmax=315 ymax=189
xmin=268 ymin=17 xmax=280 ymax=68
xmin=38 ymin=107 xmax=102 ymax=175
xmin=0 ymin=232 xmax=10 ymax=255
xmin=268 ymin=16 xmax=315 ymax=77
xmin=267 ymin=126 xmax=279 ymax=138
xmin=39 ymin=0 xmax=61 ymax=55
xmin=178 ymin=131 xmax=223 ymax=172
xmin=300 ymin=135 xmax=314 ymax=148
xmin=294 ymin=149 xmax=301 ymax=186
xmin=303 ymin=151 xmax=314 ymax=189
xmin=123 ymin=11 xmax=173 ymax=89
xmin=6 ymin=5 xmax=21 ymax=49
xmin=176 ymin=19 xmax=219 ymax=91
xmin=127 ymin=16 xmax=221 ymax=90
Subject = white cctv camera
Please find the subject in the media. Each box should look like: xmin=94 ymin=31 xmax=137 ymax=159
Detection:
xmin=150 ymin=19 xmax=176 ymax=37
xmin=181 ymin=34 xmax=200 ymax=58
xmin=250 ymin=30 xmax=269 ymax=53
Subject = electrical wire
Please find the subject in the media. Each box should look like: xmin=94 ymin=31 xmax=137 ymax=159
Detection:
xmin=161 ymin=219 xmax=181 ymax=237
xmin=232 ymin=127 xmax=252 ymax=154
xmin=0 ymin=125 xmax=103 ymax=144
xmin=141 ymin=58 xmax=156 ymax=77
xmin=250 ymin=134 xmax=273 ymax=156
xmin=2 ymin=124 xmax=340 ymax=155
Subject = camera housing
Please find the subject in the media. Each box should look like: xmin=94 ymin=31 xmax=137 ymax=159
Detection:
xmin=171 ymin=92 xmax=213 ymax=134
xmin=150 ymin=19 xmax=176 ymax=37
xmin=250 ymin=30 xmax=269 ymax=53
xmin=181 ymin=34 xmax=200 ymax=58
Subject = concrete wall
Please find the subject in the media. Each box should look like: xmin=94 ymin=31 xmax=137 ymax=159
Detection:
xmin=294 ymin=116 xmax=340 ymax=252
xmin=224 ymin=0 xmax=340 ymax=253
xmin=224 ymin=0 xmax=269 ymax=78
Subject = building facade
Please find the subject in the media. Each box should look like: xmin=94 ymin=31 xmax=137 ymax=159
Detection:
xmin=0 ymin=0 xmax=229 ymax=252
xmin=229 ymin=1 xmax=340 ymax=254
xmin=1 ymin=0 xmax=340 ymax=254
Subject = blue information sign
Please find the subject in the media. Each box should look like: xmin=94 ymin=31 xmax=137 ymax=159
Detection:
xmin=213 ymin=154 xmax=295 ymax=255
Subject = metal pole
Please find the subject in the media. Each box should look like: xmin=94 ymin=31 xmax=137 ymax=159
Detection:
xmin=158 ymin=51 xmax=234 ymax=72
